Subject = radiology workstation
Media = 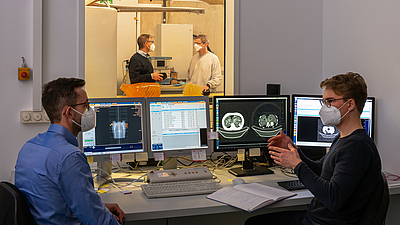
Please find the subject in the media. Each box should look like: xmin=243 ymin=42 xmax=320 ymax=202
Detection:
xmin=81 ymin=94 xmax=400 ymax=225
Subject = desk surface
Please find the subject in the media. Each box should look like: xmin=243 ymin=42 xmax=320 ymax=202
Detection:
xmin=99 ymin=167 xmax=400 ymax=222
xmin=100 ymin=167 xmax=312 ymax=221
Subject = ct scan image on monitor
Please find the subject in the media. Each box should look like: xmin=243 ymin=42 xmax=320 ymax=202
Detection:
xmin=214 ymin=96 xmax=290 ymax=151
xmin=213 ymin=95 xmax=290 ymax=177
xmin=82 ymin=98 xmax=146 ymax=156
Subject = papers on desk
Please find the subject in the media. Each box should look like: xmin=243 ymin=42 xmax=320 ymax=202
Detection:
xmin=206 ymin=183 xmax=296 ymax=212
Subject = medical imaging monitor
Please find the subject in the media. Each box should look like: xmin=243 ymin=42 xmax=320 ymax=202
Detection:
xmin=146 ymin=96 xmax=211 ymax=158
xmin=292 ymin=94 xmax=375 ymax=148
xmin=214 ymin=95 xmax=290 ymax=151
xmin=82 ymin=98 xmax=146 ymax=156
xmin=213 ymin=95 xmax=290 ymax=176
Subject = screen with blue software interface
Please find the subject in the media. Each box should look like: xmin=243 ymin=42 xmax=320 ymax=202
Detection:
xmin=82 ymin=98 xmax=145 ymax=156
xmin=292 ymin=95 xmax=375 ymax=147
xmin=148 ymin=97 xmax=209 ymax=154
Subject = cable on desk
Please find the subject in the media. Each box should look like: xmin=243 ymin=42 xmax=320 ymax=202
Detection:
xmin=115 ymin=162 xmax=152 ymax=173
xmin=176 ymin=156 xmax=195 ymax=167
xmin=96 ymin=167 xmax=151 ymax=189
xmin=279 ymin=166 xmax=298 ymax=178
xmin=95 ymin=168 xmax=121 ymax=188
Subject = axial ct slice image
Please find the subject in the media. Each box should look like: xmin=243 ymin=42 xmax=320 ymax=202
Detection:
xmin=250 ymin=102 xmax=283 ymax=138
xmin=319 ymin=125 xmax=339 ymax=139
xmin=219 ymin=112 xmax=249 ymax=139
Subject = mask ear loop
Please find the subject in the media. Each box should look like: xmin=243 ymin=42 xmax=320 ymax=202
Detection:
xmin=69 ymin=107 xmax=84 ymax=127
xmin=338 ymin=99 xmax=350 ymax=120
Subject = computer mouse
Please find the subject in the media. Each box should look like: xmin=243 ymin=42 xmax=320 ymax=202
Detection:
xmin=232 ymin=178 xmax=246 ymax=185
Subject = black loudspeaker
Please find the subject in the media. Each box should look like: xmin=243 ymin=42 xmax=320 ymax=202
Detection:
xmin=266 ymin=84 xmax=281 ymax=95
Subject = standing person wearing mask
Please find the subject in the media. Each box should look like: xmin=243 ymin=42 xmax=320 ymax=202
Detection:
xmin=15 ymin=78 xmax=125 ymax=225
xmin=245 ymin=72 xmax=382 ymax=225
xmin=129 ymin=34 xmax=163 ymax=84
xmin=187 ymin=34 xmax=222 ymax=92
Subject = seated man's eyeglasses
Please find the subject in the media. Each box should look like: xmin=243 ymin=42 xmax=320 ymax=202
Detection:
xmin=319 ymin=98 xmax=347 ymax=108
xmin=71 ymin=101 xmax=90 ymax=110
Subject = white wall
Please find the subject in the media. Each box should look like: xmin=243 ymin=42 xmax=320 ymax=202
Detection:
xmin=323 ymin=0 xmax=400 ymax=176
xmin=0 ymin=0 xmax=84 ymax=182
xmin=234 ymin=0 xmax=323 ymax=96
xmin=85 ymin=7 xmax=118 ymax=98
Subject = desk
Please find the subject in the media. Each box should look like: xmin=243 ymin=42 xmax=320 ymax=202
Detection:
xmin=99 ymin=167 xmax=400 ymax=225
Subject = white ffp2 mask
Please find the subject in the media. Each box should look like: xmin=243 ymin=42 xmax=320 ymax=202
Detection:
xmin=71 ymin=107 xmax=96 ymax=132
xmin=149 ymin=43 xmax=155 ymax=52
xmin=319 ymin=100 xmax=349 ymax=126
xmin=194 ymin=44 xmax=202 ymax=52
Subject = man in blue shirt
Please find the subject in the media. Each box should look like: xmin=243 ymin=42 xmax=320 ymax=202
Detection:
xmin=15 ymin=78 xmax=125 ymax=224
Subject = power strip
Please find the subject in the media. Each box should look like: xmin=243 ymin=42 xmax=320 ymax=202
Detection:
xmin=147 ymin=167 xmax=213 ymax=183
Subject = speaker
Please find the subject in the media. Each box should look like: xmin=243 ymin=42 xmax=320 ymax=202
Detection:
xmin=266 ymin=84 xmax=281 ymax=95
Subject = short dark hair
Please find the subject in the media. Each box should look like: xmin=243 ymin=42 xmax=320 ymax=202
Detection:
xmin=137 ymin=34 xmax=152 ymax=50
xmin=196 ymin=34 xmax=209 ymax=44
xmin=320 ymin=72 xmax=368 ymax=114
xmin=42 ymin=77 xmax=86 ymax=123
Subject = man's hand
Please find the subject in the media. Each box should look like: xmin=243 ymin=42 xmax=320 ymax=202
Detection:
xmin=269 ymin=143 xmax=302 ymax=169
xmin=105 ymin=203 xmax=125 ymax=224
xmin=152 ymin=72 xmax=164 ymax=81
xmin=268 ymin=131 xmax=297 ymax=150
xmin=201 ymin=85 xmax=210 ymax=92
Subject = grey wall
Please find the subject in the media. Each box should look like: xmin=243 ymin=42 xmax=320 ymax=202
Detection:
xmin=235 ymin=0 xmax=323 ymax=96
xmin=0 ymin=0 xmax=84 ymax=181
xmin=323 ymin=0 xmax=400 ymax=176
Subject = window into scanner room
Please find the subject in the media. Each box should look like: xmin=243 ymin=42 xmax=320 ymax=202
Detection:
xmin=84 ymin=0 xmax=227 ymax=98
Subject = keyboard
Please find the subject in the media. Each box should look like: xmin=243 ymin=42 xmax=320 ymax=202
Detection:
xmin=277 ymin=180 xmax=307 ymax=191
xmin=141 ymin=179 xmax=222 ymax=199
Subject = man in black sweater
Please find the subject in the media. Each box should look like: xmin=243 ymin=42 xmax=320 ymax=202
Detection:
xmin=245 ymin=72 xmax=381 ymax=225
xmin=129 ymin=34 xmax=163 ymax=84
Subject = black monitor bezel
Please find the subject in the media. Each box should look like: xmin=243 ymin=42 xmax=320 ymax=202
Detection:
xmin=213 ymin=94 xmax=291 ymax=152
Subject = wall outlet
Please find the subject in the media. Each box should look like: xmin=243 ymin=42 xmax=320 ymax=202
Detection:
xmin=20 ymin=110 xmax=50 ymax=123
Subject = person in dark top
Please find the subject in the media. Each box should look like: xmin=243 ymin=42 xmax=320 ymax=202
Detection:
xmin=129 ymin=34 xmax=163 ymax=84
xmin=245 ymin=72 xmax=381 ymax=225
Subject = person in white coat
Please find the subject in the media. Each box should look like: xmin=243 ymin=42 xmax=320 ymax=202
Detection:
xmin=187 ymin=34 xmax=222 ymax=92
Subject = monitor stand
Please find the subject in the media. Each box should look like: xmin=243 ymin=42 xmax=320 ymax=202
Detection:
xmin=93 ymin=161 xmax=112 ymax=189
xmin=228 ymin=149 xmax=274 ymax=177
xmin=163 ymin=157 xmax=178 ymax=170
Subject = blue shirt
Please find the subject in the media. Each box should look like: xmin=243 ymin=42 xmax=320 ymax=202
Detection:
xmin=15 ymin=124 xmax=119 ymax=225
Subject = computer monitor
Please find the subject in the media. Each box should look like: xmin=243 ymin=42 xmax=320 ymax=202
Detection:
xmin=146 ymin=96 xmax=211 ymax=169
xmin=292 ymin=94 xmax=375 ymax=149
xmin=82 ymin=97 xmax=146 ymax=157
xmin=213 ymin=95 xmax=290 ymax=176
xmin=81 ymin=97 xmax=146 ymax=187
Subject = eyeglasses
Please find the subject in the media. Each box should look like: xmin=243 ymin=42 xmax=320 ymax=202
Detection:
xmin=319 ymin=98 xmax=347 ymax=108
xmin=147 ymin=40 xmax=154 ymax=44
xmin=71 ymin=100 xmax=90 ymax=110
xmin=194 ymin=42 xmax=203 ymax=45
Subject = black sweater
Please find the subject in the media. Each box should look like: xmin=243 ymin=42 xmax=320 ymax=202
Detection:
xmin=295 ymin=129 xmax=381 ymax=225
xmin=129 ymin=52 xmax=154 ymax=84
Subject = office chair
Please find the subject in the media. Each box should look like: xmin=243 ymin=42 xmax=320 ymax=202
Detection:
xmin=357 ymin=172 xmax=390 ymax=225
xmin=0 ymin=181 xmax=35 ymax=225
